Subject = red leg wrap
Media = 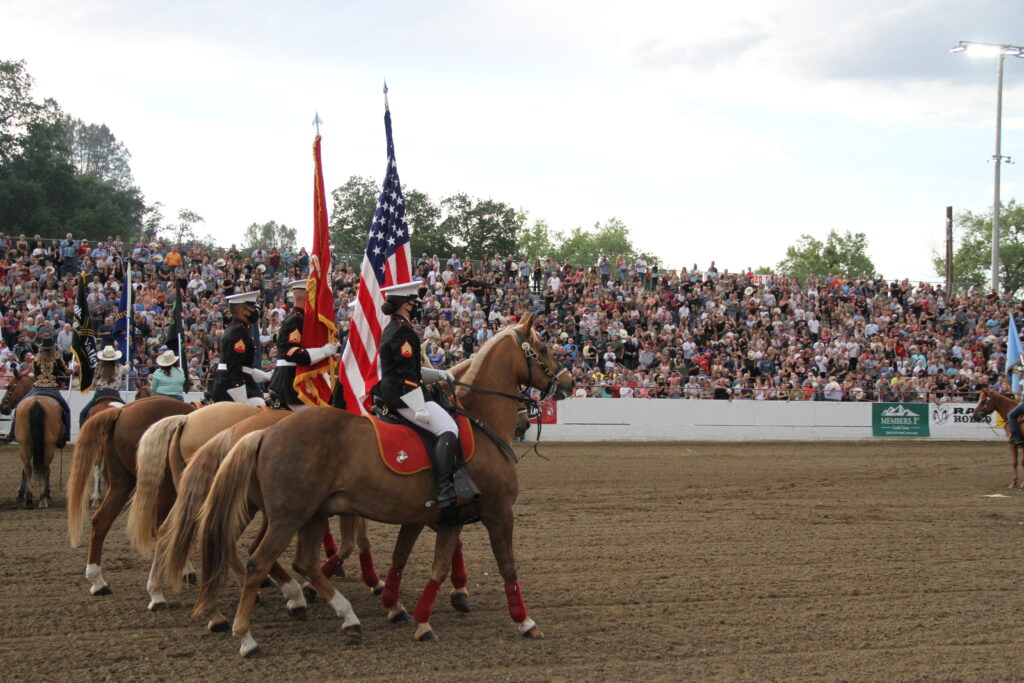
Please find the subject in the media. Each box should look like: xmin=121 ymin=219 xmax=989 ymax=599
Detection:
xmin=381 ymin=567 xmax=403 ymax=608
xmin=320 ymin=553 xmax=341 ymax=578
xmin=504 ymin=580 xmax=528 ymax=623
xmin=359 ymin=550 xmax=380 ymax=588
xmin=450 ymin=547 xmax=468 ymax=589
xmin=413 ymin=579 xmax=442 ymax=624
xmin=322 ymin=523 xmax=338 ymax=556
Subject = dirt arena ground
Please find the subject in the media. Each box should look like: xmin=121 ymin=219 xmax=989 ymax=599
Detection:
xmin=1 ymin=439 xmax=1023 ymax=681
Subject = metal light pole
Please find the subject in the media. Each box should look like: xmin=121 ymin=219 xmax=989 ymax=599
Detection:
xmin=951 ymin=40 xmax=1023 ymax=294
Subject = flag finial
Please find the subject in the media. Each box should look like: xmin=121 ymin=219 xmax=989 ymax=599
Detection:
xmin=383 ymin=80 xmax=389 ymax=111
xmin=312 ymin=112 xmax=323 ymax=135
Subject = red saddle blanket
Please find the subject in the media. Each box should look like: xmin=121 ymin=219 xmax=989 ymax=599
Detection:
xmin=368 ymin=414 xmax=475 ymax=475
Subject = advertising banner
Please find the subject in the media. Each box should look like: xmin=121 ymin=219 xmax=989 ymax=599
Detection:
xmin=872 ymin=402 xmax=930 ymax=437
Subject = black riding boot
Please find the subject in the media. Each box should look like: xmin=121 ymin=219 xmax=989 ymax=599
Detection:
xmin=430 ymin=433 xmax=459 ymax=523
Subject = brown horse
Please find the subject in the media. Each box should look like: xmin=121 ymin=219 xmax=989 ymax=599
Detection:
xmin=68 ymin=396 xmax=195 ymax=595
xmin=13 ymin=392 xmax=64 ymax=508
xmin=973 ymin=388 xmax=1024 ymax=487
xmin=199 ymin=312 xmax=573 ymax=656
xmin=0 ymin=372 xmax=56 ymax=506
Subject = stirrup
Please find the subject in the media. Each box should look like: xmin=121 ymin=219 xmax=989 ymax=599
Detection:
xmin=453 ymin=468 xmax=481 ymax=501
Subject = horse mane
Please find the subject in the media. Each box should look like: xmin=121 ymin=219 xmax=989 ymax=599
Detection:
xmin=456 ymin=326 xmax=523 ymax=400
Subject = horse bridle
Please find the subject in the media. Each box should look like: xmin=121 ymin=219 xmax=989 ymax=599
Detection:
xmin=450 ymin=329 xmax=569 ymax=462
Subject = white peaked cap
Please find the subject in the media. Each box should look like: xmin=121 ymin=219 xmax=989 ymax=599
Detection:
xmin=225 ymin=290 xmax=260 ymax=305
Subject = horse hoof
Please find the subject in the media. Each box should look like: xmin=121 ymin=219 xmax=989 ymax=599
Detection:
xmin=259 ymin=577 xmax=277 ymax=589
xmin=521 ymin=625 xmax=545 ymax=639
xmin=414 ymin=627 xmax=439 ymax=642
xmin=185 ymin=573 xmax=198 ymax=587
xmin=148 ymin=600 xmax=168 ymax=612
xmin=371 ymin=581 xmax=385 ymax=596
xmin=343 ymin=624 xmax=363 ymax=643
xmin=450 ymin=592 xmax=471 ymax=613
xmin=302 ymin=586 xmax=317 ymax=604
xmin=288 ymin=606 xmax=307 ymax=621
xmin=241 ymin=645 xmax=261 ymax=659
xmin=209 ymin=621 xmax=231 ymax=634
xmin=388 ymin=609 xmax=411 ymax=624
xmin=91 ymin=586 xmax=112 ymax=596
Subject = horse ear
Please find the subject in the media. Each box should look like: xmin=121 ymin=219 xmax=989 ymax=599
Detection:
xmin=517 ymin=311 xmax=536 ymax=334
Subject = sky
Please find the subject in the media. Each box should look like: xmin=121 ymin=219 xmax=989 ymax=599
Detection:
xmin=3 ymin=0 xmax=1024 ymax=282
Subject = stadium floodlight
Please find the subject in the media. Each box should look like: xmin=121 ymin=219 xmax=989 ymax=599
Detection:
xmin=951 ymin=40 xmax=1024 ymax=293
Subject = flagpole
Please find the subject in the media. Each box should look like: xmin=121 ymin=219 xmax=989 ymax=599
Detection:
xmin=125 ymin=259 xmax=132 ymax=393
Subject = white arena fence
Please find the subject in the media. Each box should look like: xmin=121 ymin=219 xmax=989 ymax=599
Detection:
xmin=0 ymin=391 xmax=1002 ymax=442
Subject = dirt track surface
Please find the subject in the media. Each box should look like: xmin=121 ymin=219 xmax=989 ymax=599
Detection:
xmin=1 ymin=440 xmax=1022 ymax=681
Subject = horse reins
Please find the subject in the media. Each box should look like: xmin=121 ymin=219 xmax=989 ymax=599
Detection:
xmin=448 ymin=330 xmax=567 ymax=462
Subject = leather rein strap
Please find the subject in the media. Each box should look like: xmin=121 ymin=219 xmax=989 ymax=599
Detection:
xmin=448 ymin=330 xmax=562 ymax=463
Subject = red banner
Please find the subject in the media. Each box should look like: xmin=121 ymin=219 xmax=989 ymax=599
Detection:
xmin=294 ymin=135 xmax=337 ymax=406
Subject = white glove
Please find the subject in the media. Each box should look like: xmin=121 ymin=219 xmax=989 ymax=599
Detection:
xmin=251 ymin=368 xmax=273 ymax=383
xmin=400 ymin=386 xmax=431 ymax=424
xmin=421 ymin=367 xmax=454 ymax=385
xmin=307 ymin=343 xmax=338 ymax=365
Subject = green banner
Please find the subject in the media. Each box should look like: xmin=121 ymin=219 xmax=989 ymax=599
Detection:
xmin=872 ymin=402 xmax=930 ymax=437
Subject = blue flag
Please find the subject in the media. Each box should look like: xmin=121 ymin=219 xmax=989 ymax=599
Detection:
xmin=113 ymin=274 xmax=130 ymax=359
xmin=1009 ymin=314 xmax=1022 ymax=396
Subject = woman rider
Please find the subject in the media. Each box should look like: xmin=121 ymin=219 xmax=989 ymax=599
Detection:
xmin=150 ymin=349 xmax=187 ymax=400
xmin=28 ymin=331 xmax=72 ymax=447
xmin=373 ymin=280 xmax=478 ymax=524
xmin=79 ymin=345 xmax=126 ymax=428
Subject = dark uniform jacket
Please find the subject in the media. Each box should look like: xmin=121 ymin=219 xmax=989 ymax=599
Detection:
xmin=268 ymin=308 xmax=309 ymax=407
xmin=33 ymin=353 xmax=68 ymax=389
xmin=211 ymin=321 xmax=260 ymax=401
xmin=373 ymin=315 xmax=422 ymax=410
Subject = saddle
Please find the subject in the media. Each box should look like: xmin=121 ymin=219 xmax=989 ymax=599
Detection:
xmin=367 ymin=401 xmax=475 ymax=475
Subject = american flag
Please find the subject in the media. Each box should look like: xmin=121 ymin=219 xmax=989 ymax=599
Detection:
xmin=339 ymin=107 xmax=412 ymax=413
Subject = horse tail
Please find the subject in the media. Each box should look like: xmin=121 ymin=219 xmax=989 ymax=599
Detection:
xmin=127 ymin=414 xmax=189 ymax=556
xmin=196 ymin=430 xmax=263 ymax=617
xmin=156 ymin=427 xmax=234 ymax=592
xmin=68 ymin=408 xmax=120 ymax=547
xmin=27 ymin=401 xmax=46 ymax=496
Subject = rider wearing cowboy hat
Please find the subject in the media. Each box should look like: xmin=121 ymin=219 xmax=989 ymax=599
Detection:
xmin=375 ymin=280 xmax=477 ymax=523
xmin=78 ymin=345 xmax=127 ymax=428
xmin=24 ymin=330 xmax=72 ymax=446
xmin=209 ymin=290 xmax=272 ymax=406
xmin=267 ymin=279 xmax=338 ymax=411
xmin=150 ymin=349 xmax=187 ymax=400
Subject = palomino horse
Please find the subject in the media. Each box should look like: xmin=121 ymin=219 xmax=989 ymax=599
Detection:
xmin=199 ymin=312 xmax=573 ymax=656
xmin=68 ymin=396 xmax=195 ymax=595
xmin=973 ymin=388 xmax=1024 ymax=487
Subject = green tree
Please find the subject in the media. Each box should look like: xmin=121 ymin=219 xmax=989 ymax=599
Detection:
xmin=329 ymin=175 xmax=378 ymax=255
xmin=1 ymin=59 xmax=62 ymax=164
xmin=439 ymin=194 xmax=523 ymax=258
xmin=931 ymin=199 xmax=1024 ymax=296
xmin=775 ymin=229 xmax=875 ymax=281
xmin=552 ymin=217 xmax=636 ymax=267
xmin=406 ymin=188 xmax=448 ymax=258
xmin=62 ymin=117 xmax=133 ymax=190
xmin=157 ymin=209 xmax=204 ymax=246
xmin=518 ymin=218 xmax=556 ymax=262
xmin=242 ymin=220 xmax=297 ymax=251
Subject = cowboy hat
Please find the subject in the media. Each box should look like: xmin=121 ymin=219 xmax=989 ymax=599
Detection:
xmin=97 ymin=345 xmax=122 ymax=362
xmin=156 ymin=350 xmax=178 ymax=367
xmin=214 ymin=258 xmax=226 ymax=267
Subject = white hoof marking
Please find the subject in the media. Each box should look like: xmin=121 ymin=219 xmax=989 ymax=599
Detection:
xmin=238 ymin=630 xmax=259 ymax=657
xmin=518 ymin=617 xmax=537 ymax=635
xmin=85 ymin=564 xmax=108 ymax=594
xmin=281 ymin=579 xmax=307 ymax=611
xmin=328 ymin=591 xmax=360 ymax=628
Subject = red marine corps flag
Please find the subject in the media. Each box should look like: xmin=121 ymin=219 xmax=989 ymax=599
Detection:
xmin=293 ymin=128 xmax=338 ymax=406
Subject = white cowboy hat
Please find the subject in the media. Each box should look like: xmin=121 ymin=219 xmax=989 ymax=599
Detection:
xmin=97 ymin=345 xmax=122 ymax=362
xmin=256 ymin=263 xmax=266 ymax=273
xmin=744 ymin=286 xmax=754 ymax=296
xmin=618 ymin=329 xmax=628 ymax=339
xmin=214 ymin=258 xmax=226 ymax=267
xmin=156 ymin=350 xmax=178 ymax=367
